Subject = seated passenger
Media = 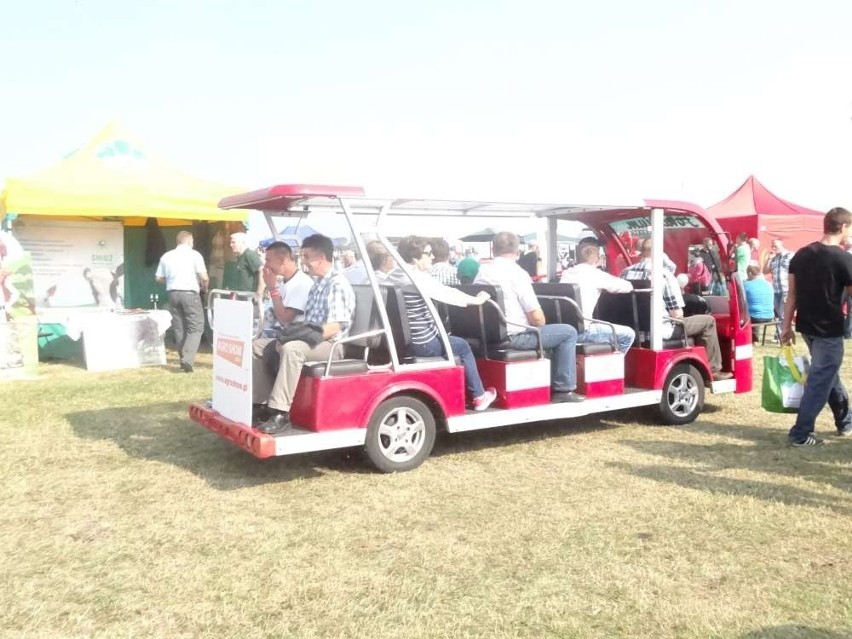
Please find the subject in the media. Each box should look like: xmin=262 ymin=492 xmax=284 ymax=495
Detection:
xmin=259 ymin=241 xmax=313 ymax=336
xmin=428 ymin=238 xmax=461 ymax=285
xmin=367 ymin=241 xmax=405 ymax=283
xmin=343 ymin=248 xmax=370 ymax=285
xmin=475 ymin=232 xmax=583 ymax=402
xmin=252 ymin=234 xmax=356 ymax=433
xmin=744 ymin=265 xmax=775 ymax=343
xmin=621 ymin=238 xmax=732 ymax=381
xmin=560 ymin=241 xmax=635 ymax=352
xmin=394 ymin=236 xmax=497 ymax=411
xmin=457 ymin=252 xmax=480 ymax=284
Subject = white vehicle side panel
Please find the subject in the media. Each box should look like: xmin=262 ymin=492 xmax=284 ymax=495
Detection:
xmin=710 ymin=379 xmax=736 ymax=394
xmin=505 ymin=358 xmax=551 ymax=391
xmin=446 ymin=390 xmax=662 ymax=433
xmin=583 ymin=352 xmax=625 ymax=382
xmin=735 ymin=343 xmax=753 ymax=360
xmin=274 ymin=428 xmax=366 ymax=455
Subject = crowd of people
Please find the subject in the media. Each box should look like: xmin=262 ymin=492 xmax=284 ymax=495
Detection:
xmin=155 ymin=211 xmax=852 ymax=444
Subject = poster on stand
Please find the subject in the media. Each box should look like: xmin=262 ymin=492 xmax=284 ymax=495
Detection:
xmin=13 ymin=218 xmax=125 ymax=309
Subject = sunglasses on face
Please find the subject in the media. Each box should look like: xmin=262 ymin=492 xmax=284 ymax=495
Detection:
xmin=422 ymin=249 xmax=433 ymax=257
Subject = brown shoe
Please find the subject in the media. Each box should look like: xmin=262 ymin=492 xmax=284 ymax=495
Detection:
xmin=712 ymin=371 xmax=733 ymax=381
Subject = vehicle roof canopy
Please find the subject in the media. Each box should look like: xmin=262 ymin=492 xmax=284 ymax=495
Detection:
xmin=219 ymin=185 xmax=728 ymax=272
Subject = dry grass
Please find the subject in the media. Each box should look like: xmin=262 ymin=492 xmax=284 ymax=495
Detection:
xmin=1 ymin=345 xmax=852 ymax=638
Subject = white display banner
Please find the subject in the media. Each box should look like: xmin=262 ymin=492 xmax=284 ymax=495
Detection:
xmin=79 ymin=311 xmax=170 ymax=372
xmin=13 ymin=218 xmax=125 ymax=309
xmin=213 ymin=298 xmax=253 ymax=426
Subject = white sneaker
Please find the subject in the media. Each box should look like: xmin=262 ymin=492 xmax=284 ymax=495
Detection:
xmin=473 ymin=388 xmax=497 ymax=411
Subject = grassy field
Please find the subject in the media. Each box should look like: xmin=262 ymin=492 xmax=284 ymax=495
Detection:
xmin=2 ymin=345 xmax=852 ymax=639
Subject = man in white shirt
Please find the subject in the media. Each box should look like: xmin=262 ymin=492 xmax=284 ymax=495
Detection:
xmin=476 ymin=232 xmax=583 ymax=402
xmin=560 ymin=241 xmax=635 ymax=352
xmin=252 ymin=241 xmax=314 ymax=422
xmin=155 ymin=231 xmax=209 ymax=373
xmin=259 ymin=241 xmax=313 ymax=335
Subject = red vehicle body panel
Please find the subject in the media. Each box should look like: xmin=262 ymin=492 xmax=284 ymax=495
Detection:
xmin=626 ymin=347 xmax=710 ymax=389
xmin=289 ymin=366 xmax=466 ymax=431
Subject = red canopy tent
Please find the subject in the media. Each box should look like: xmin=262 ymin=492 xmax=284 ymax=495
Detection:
xmin=706 ymin=175 xmax=825 ymax=254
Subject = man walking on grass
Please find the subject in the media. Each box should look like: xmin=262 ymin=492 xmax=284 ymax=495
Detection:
xmin=781 ymin=207 xmax=852 ymax=447
xmin=155 ymin=231 xmax=209 ymax=373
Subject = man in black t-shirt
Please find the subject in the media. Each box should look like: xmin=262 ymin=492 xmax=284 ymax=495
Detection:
xmin=781 ymin=207 xmax=852 ymax=446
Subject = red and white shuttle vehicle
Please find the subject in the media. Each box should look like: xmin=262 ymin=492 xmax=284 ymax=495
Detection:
xmin=189 ymin=185 xmax=754 ymax=472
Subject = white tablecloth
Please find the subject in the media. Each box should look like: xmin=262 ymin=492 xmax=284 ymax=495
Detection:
xmin=38 ymin=309 xmax=173 ymax=371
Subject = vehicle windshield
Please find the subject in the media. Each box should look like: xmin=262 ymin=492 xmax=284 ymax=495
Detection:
xmin=606 ymin=213 xmax=728 ymax=297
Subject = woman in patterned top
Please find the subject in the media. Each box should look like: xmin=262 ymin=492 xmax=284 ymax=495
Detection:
xmin=395 ymin=236 xmax=497 ymax=411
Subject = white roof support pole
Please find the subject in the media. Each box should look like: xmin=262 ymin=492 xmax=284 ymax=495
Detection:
xmin=546 ymin=217 xmax=558 ymax=281
xmin=263 ymin=211 xmax=278 ymax=238
xmin=650 ymin=207 xmax=664 ymax=351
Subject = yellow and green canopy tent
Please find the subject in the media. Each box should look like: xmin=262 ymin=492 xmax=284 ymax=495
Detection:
xmin=0 ymin=122 xmax=246 ymax=226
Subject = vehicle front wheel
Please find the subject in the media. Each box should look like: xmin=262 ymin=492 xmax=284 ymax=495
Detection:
xmin=659 ymin=363 xmax=704 ymax=425
xmin=364 ymin=396 xmax=437 ymax=473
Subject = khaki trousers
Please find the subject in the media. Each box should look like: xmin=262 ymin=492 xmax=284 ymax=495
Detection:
xmin=252 ymin=338 xmax=340 ymax=412
xmin=681 ymin=314 xmax=722 ymax=373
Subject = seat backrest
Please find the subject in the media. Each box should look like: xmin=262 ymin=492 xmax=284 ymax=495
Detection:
xmin=532 ymin=282 xmax=584 ymax=330
xmin=633 ymin=289 xmax=655 ymax=333
xmin=595 ymin=290 xmax=638 ymax=331
xmin=630 ymin=284 xmax=691 ymax=348
xmin=448 ymin=283 xmax=510 ymax=346
xmin=344 ymin=285 xmax=387 ymax=359
xmin=383 ymin=284 xmax=414 ymax=353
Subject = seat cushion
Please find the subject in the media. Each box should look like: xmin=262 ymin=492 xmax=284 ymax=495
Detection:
xmin=488 ymin=349 xmax=539 ymax=362
xmin=302 ymin=360 xmax=370 ymax=377
xmin=578 ymin=343 xmax=614 ymax=356
xmin=639 ymin=337 xmax=695 ymax=349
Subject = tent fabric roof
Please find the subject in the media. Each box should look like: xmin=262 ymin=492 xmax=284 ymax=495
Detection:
xmin=706 ymin=175 xmax=823 ymax=218
xmin=0 ymin=122 xmax=247 ymax=225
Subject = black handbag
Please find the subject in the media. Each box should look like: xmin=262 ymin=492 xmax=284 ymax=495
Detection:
xmin=263 ymin=323 xmax=325 ymax=375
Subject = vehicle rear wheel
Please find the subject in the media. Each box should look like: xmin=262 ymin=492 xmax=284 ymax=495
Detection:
xmin=659 ymin=363 xmax=704 ymax=425
xmin=365 ymin=396 xmax=436 ymax=473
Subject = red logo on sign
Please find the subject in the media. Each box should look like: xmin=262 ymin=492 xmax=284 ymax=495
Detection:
xmin=216 ymin=337 xmax=244 ymax=367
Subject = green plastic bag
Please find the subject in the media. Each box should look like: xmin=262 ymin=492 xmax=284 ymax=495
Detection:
xmin=761 ymin=345 xmax=808 ymax=413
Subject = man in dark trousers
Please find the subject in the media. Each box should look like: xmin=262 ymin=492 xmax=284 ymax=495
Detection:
xmin=781 ymin=207 xmax=852 ymax=446
xmin=155 ymin=231 xmax=209 ymax=373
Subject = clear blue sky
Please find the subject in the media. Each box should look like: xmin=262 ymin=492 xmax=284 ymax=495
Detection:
xmin=2 ymin=0 xmax=851 ymax=222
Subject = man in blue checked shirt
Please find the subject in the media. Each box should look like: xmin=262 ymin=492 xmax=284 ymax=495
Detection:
xmin=253 ymin=234 xmax=356 ymax=433
xmin=622 ymin=239 xmax=731 ymax=381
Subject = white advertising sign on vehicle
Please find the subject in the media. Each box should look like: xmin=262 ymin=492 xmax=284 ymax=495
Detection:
xmin=212 ymin=298 xmax=253 ymax=426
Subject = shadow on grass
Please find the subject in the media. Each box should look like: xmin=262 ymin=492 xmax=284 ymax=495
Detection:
xmin=741 ymin=625 xmax=850 ymax=638
xmin=66 ymin=401 xmax=363 ymax=489
xmin=610 ymin=419 xmax=852 ymax=515
xmin=432 ymin=411 xmax=627 ymax=459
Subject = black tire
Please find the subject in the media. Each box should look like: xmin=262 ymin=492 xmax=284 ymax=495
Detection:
xmin=364 ymin=396 xmax=436 ymax=473
xmin=658 ymin=363 xmax=704 ymax=425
